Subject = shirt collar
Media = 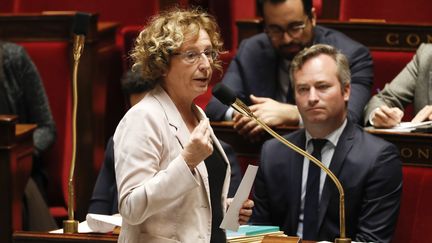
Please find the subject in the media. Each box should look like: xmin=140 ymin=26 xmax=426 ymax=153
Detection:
xmin=305 ymin=118 xmax=348 ymax=148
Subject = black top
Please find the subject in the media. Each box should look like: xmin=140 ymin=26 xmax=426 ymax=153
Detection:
xmin=0 ymin=81 xmax=10 ymax=114
xmin=0 ymin=44 xmax=10 ymax=114
xmin=204 ymin=146 xmax=228 ymax=243
xmin=88 ymin=137 xmax=119 ymax=215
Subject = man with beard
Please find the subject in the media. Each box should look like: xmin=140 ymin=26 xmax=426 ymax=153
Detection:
xmin=205 ymin=0 xmax=373 ymax=141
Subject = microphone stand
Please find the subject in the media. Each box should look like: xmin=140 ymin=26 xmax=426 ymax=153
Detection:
xmin=231 ymin=99 xmax=351 ymax=243
xmin=63 ymin=33 xmax=85 ymax=234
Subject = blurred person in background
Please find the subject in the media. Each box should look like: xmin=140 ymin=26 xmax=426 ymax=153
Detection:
xmin=0 ymin=41 xmax=57 ymax=230
xmin=364 ymin=43 xmax=432 ymax=128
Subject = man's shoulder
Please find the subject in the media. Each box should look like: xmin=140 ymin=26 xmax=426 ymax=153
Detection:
xmin=314 ymin=25 xmax=368 ymax=53
xmin=416 ymin=43 xmax=432 ymax=61
xmin=1 ymin=42 xmax=24 ymax=56
xmin=239 ymin=32 xmax=273 ymax=50
xmin=350 ymin=124 xmax=397 ymax=151
xmin=262 ymin=129 xmax=305 ymax=152
xmin=232 ymin=33 xmax=276 ymax=66
xmin=1 ymin=42 xmax=30 ymax=68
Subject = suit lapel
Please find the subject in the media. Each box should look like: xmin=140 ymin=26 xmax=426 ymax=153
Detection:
xmin=253 ymin=35 xmax=278 ymax=100
xmin=318 ymin=121 xmax=355 ymax=229
xmin=284 ymin=132 xmax=306 ymax=232
xmin=152 ymin=86 xmax=215 ymax=205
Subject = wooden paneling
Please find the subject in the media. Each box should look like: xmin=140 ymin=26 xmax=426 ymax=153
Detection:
xmin=0 ymin=115 xmax=36 ymax=243
xmin=237 ymin=18 xmax=432 ymax=51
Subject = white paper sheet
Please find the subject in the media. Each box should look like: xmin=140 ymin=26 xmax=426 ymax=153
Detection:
xmin=86 ymin=213 xmax=122 ymax=232
xmin=365 ymin=120 xmax=432 ymax=132
xmin=49 ymin=213 xmax=122 ymax=233
xmin=220 ymin=164 xmax=258 ymax=231
xmin=50 ymin=221 xmax=93 ymax=233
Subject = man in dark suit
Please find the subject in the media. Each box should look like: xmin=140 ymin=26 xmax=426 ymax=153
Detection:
xmin=205 ymin=0 xmax=373 ymax=141
xmin=251 ymin=44 xmax=402 ymax=242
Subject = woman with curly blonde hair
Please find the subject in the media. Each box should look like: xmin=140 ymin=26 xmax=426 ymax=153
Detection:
xmin=114 ymin=8 xmax=253 ymax=243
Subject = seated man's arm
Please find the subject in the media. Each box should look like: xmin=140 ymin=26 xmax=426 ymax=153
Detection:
xmin=346 ymin=45 xmax=374 ymax=125
xmin=364 ymin=45 xmax=423 ymax=126
xmin=355 ymin=143 xmax=402 ymax=243
xmin=205 ymin=39 xmax=253 ymax=121
xmin=232 ymin=96 xmax=300 ymax=142
xmin=411 ymin=105 xmax=432 ymax=123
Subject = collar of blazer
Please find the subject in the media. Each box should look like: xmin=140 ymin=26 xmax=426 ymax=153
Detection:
xmin=149 ymin=85 xmax=222 ymax=156
xmin=150 ymin=86 xmax=230 ymax=201
xmin=317 ymin=120 xmax=355 ymax=229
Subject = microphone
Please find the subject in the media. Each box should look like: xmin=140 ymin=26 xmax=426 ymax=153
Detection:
xmin=212 ymin=83 xmax=351 ymax=243
xmin=72 ymin=12 xmax=91 ymax=62
xmin=63 ymin=12 xmax=91 ymax=234
xmin=212 ymin=83 xmax=254 ymax=118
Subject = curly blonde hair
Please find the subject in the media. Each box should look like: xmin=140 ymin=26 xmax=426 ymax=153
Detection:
xmin=130 ymin=8 xmax=224 ymax=89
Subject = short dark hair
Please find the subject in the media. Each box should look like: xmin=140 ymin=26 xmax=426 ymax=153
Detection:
xmin=121 ymin=68 xmax=152 ymax=96
xmin=289 ymin=44 xmax=351 ymax=91
xmin=257 ymin=0 xmax=313 ymax=18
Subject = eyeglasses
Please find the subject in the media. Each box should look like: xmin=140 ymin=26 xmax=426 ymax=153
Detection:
xmin=172 ymin=49 xmax=218 ymax=64
xmin=265 ymin=19 xmax=308 ymax=39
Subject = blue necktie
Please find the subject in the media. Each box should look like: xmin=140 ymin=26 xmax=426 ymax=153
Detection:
xmin=303 ymin=139 xmax=327 ymax=240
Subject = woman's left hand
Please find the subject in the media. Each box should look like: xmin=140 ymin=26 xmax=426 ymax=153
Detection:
xmin=238 ymin=199 xmax=254 ymax=225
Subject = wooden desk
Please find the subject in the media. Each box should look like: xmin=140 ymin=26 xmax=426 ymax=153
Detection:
xmin=13 ymin=231 xmax=117 ymax=243
xmin=13 ymin=231 xmax=316 ymax=243
xmin=212 ymin=121 xmax=432 ymax=167
xmin=366 ymin=129 xmax=432 ymax=166
xmin=0 ymin=115 xmax=36 ymax=243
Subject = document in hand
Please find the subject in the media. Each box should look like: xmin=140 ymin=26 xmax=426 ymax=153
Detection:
xmin=220 ymin=165 xmax=258 ymax=231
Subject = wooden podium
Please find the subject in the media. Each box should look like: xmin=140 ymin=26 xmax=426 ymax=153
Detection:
xmin=13 ymin=231 xmax=118 ymax=243
xmin=0 ymin=115 xmax=36 ymax=243
xmin=12 ymin=231 xmax=316 ymax=243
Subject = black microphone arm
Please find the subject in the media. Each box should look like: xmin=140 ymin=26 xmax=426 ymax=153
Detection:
xmin=64 ymin=12 xmax=91 ymax=234
xmin=212 ymin=83 xmax=351 ymax=243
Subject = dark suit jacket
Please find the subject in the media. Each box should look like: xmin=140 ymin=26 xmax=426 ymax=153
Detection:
xmin=205 ymin=26 xmax=373 ymax=124
xmin=88 ymin=136 xmax=119 ymax=215
xmin=87 ymin=138 xmax=242 ymax=215
xmin=252 ymin=120 xmax=402 ymax=243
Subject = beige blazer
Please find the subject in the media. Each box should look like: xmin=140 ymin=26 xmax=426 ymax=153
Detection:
xmin=364 ymin=43 xmax=432 ymax=125
xmin=114 ymin=85 xmax=231 ymax=243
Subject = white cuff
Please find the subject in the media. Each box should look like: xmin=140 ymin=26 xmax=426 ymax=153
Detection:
xmin=224 ymin=107 xmax=235 ymax=121
xmin=368 ymin=107 xmax=380 ymax=126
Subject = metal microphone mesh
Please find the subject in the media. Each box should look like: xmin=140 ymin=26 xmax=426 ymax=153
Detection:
xmin=73 ymin=12 xmax=91 ymax=35
xmin=212 ymin=83 xmax=237 ymax=106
